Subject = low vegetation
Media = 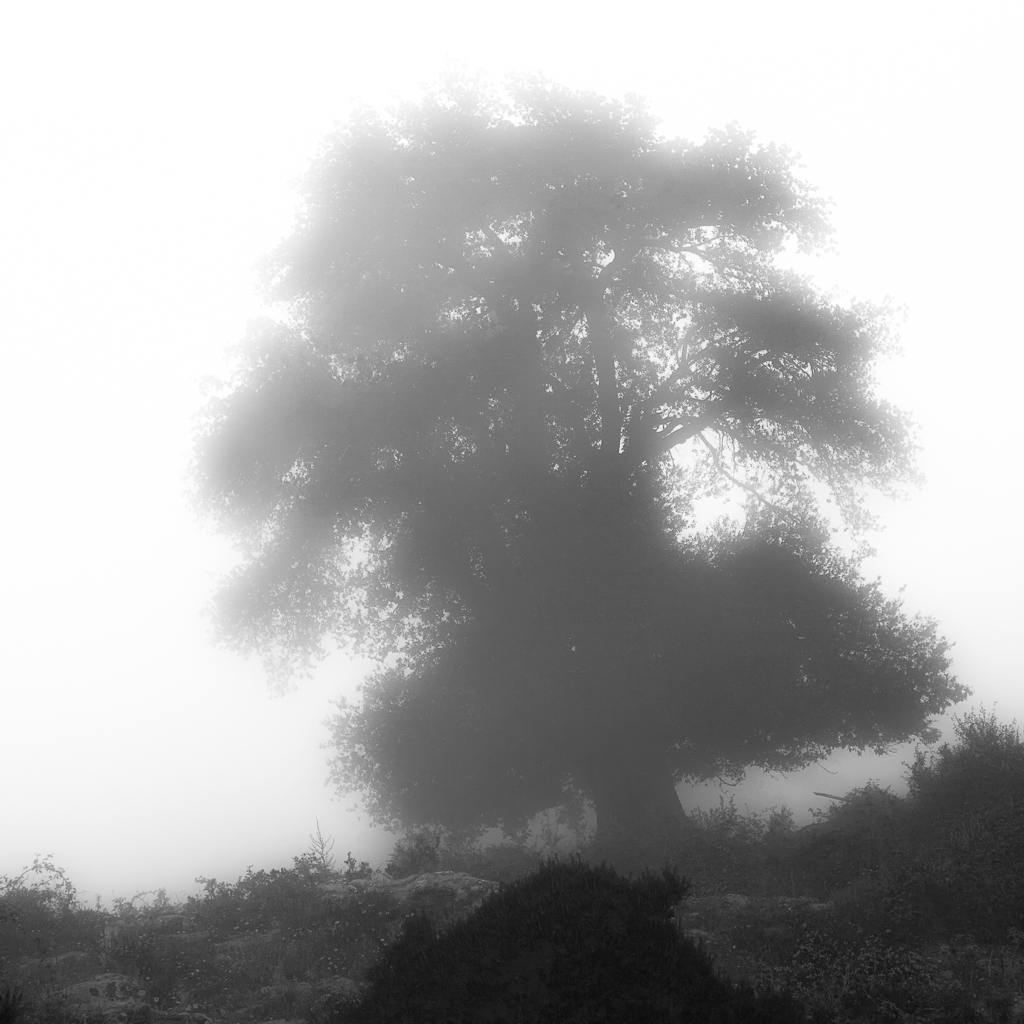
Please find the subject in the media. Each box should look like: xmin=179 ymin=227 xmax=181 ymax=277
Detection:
xmin=3 ymin=707 xmax=1023 ymax=1023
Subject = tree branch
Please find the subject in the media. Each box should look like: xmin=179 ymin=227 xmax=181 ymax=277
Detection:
xmin=581 ymin=291 xmax=622 ymax=467
xmin=595 ymin=244 xmax=638 ymax=291
xmin=647 ymin=404 xmax=732 ymax=456
xmin=636 ymin=325 xmax=698 ymax=425
xmin=482 ymin=224 xmax=516 ymax=263
xmin=622 ymin=400 xmax=734 ymax=474
xmin=696 ymin=433 xmax=794 ymax=517
xmin=545 ymin=369 xmax=593 ymax=467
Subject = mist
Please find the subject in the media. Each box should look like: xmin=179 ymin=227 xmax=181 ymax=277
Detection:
xmin=2 ymin=2 xmax=1021 ymax=909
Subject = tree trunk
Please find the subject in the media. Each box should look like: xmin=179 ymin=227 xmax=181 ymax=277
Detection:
xmin=575 ymin=738 xmax=693 ymax=877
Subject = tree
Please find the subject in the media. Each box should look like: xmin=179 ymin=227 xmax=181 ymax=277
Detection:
xmin=191 ymin=72 xmax=966 ymax=864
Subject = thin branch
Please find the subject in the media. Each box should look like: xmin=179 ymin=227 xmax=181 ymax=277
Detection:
xmin=643 ymin=237 xmax=723 ymax=264
xmin=587 ymin=315 xmax=622 ymax=464
xmin=595 ymin=244 xmax=638 ymax=291
xmin=641 ymin=325 xmax=699 ymax=416
xmin=545 ymin=369 xmax=592 ymax=464
xmin=482 ymin=224 xmax=516 ymax=263
xmin=645 ymin=401 xmax=734 ymax=457
xmin=622 ymin=400 xmax=728 ymax=474
xmin=639 ymin=334 xmax=744 ymax=433
xmin=676 ymin=245 xmax=721 ymax=266
xmin=697 ymin=432 xmax=793 ymax=517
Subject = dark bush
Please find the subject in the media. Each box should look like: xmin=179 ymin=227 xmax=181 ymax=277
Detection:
xmin=903 ymin=706 xmax=1024 ymax=827
xmin=874 ymin=707 xmax=1024 ymax=942
xmin=0 ymin=985 xmax=26 ymax=1024
xmin=190 ymin=860 xmax=326 ymax=933
xmin=326 ymin=852 xmax=808 ymax=1023
xmin=383 ymin=829 xmax=442 ymax=880
xmin=779 ymin=782 xmax=908 ymax=899
xmin=341 ymin=852 xmax=377 ymax=881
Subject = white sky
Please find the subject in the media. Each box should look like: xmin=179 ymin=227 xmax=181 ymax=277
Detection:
xmin=2 ymin=2 xmax=1021 ymax=909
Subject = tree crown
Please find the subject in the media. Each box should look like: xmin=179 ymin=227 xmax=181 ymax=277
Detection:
xmin=193 ymin=74 xmax=921 ymax=687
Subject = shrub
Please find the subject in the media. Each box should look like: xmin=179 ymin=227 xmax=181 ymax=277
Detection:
xmin=780 ymin=782 xmax=909 ymax=899
xmin=0 ymin=986 xmax=26 ymax=1024
xmin=868 ymin=707 xmax=1024 ymax=943
xmin=383 ymin=828 xmax=442 ymax=880
xmin=326 ymin=852 xmax=808 ymax=1023
xmin=341 ymin=852 xmax=377 ymax=881
xmin=190 ymin=861 xmax=324 ymax=933
xmin=757 ymin=929 xmax=943 ymax=1023
xmin=903 ymin=706 xmax=1024 ymax=828
xmin=0 ymin=855 xmax=87 ymax=961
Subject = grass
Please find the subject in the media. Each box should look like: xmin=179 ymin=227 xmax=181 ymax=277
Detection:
xmin=2 ymin=707 xmax=1023 ymax=1023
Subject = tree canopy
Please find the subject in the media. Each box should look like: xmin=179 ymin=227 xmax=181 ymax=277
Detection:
xmin=191 ymin=73 xmax=966 ymax=861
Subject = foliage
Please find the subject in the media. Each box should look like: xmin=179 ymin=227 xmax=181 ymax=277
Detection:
xmin=104 ymin=926 xmax=175 ymax=1005
xmin=868 ymin=707 xmax=1024 ymax=945
xmin=325 ymin=852 xmax=807 ymax=1023
xmin=757 ymin=930 xmax=944 ymax=1023
xmin=0 ymin=985 xmax=26 ymax=1024
xmin=901 ymin=705 xmax=1024 ymax=830
xmin=341 ymin=851 xmax=378 ymax=881
xmin=308 ymin=818 xmax=338 ymax=874
xmin=191 ymin=68 xmax=965 ymax=863
xmin=768 ymin=782 xmax=911 ymax=900
xmin=381 ymin=828 xmax=442 ymax=879
xmin=7 ymin=703 xmax=1021 ymax=1024
xmin=0 ymin=856 xmax=103 ymax=961
xmin=1 ymin=857 xmax=80 ymax=930
xmin=4 ymin=775 xmax=1024 ymax=1024
xmin=189 ymin=859 xmax=326 ymax=934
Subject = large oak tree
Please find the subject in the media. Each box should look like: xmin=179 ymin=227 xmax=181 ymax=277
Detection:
xmin=192 ymin=74 xmax=965 ymax=865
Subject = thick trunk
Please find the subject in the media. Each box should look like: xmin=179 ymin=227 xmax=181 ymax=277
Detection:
xmin=575 ymin=741 xmax=693 ymax=877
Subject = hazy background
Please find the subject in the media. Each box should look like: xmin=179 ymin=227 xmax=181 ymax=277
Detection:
xmin=2 ymin=2 xmax=1021 ymax=910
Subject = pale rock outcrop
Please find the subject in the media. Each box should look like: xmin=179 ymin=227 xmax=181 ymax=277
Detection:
xmin=315 ymin=872 xmax=830 ymax=1003
xmin=314 ymin=870 xmax=506 ymax=1006
xmin=59 ymin=972 xmax=213 ymax=1023
xmin=318 ymin=870 xmax=505 ymax=951
xmin=24 ymin=872 xmax=835 ymax=1021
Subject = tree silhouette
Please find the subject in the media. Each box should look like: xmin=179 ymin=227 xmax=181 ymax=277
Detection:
xmin=192 ymin=72 xmax=966 ymax=863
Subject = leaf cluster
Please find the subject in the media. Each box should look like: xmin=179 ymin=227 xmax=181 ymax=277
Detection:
xmin=190 ymin=71 xmax=965 ymax=855
xmin=192 ymin=70 xmax=920 ymax=684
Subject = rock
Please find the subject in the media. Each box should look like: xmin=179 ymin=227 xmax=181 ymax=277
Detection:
xmin=59 ymin=972 xmax=213 ymax=1023
xmin=318 ymin=870 xmax=504 ymax=950
xmin=320 ymin=875 xmax=828 ymax=976
xmin=314 ymin=870 xmax=506 ymax=1006
xmin=103 ymin=908 xmax=200 ymax=950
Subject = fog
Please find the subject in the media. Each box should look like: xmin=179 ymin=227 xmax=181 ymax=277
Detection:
xmin=2 ymin=2 xmax=1021 ymax=909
